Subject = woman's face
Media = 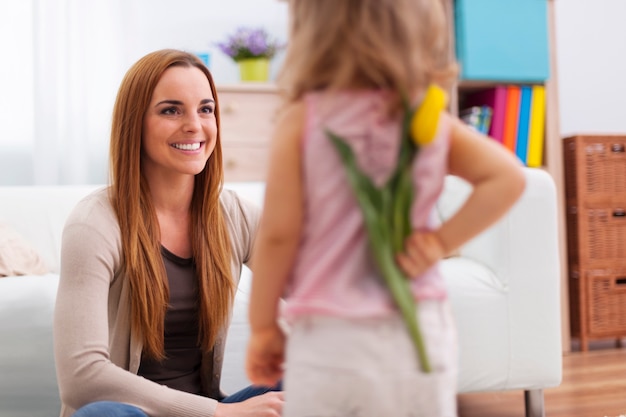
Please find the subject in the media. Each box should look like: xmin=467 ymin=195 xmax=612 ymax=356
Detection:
xmin=142 ymin=65 xmax=217 ymax=180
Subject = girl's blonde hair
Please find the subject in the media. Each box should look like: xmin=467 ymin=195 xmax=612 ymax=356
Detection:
xmin=278 ymin=0 xmax=458 ymax=107
xmin=109 ymin=49 xmax=233 ymax=359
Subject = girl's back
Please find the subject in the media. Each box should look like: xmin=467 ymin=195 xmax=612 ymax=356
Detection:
xmin=284 ymin=90 xmax=452 ymax=321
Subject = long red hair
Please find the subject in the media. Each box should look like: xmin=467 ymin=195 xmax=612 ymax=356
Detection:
xmin=109 ymin=49 xmax=233 ymax=359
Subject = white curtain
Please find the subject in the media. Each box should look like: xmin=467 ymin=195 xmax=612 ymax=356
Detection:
xmin=0 ymin=1 xmax=35 ymax=185
xmin=30 ymin=0 xmax=138 ymax=184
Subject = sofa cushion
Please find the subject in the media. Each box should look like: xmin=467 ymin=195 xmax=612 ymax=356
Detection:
xmin=0 ymin=223 xmax=49 ymax=277
xmin=0 ymin=274 xmax=60 ymax=417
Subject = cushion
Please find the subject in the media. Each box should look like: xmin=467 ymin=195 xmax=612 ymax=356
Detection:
xmin=0 ymin=223 xmax=49 ymax=277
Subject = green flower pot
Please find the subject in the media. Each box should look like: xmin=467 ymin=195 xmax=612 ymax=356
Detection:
xmin=238 ymin=58 xmax=270 ymax=82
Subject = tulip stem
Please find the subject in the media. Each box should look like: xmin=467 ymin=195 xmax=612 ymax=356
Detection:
xmin=327 ymin=129 xmax=431 ymax=373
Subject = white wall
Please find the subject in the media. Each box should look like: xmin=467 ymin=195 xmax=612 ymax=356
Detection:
xmin=554 ymin=0 xmax=626 ymax=137
xmin=127 ymin=0 xmax=289 ymax=85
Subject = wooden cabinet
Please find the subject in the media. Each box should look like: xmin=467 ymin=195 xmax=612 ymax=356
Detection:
xmin=563 ymin=135 xmax=626 ymax=351
xmin=217 ymin=84 xmax=280 ymax=182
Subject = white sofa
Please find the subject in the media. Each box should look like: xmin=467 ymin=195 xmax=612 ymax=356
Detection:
xmin=0 ymin=168 xmax=562 ymax=417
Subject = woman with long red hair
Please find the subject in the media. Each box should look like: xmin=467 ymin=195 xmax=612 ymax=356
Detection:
xmin=53 ymin=49 xmax=282 ymax=417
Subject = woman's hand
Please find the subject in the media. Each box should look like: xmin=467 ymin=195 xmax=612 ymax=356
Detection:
xmin=395 ymin=231 xmax=446 ymax=278
xmin=245 ymin=324 xmax=286 ymax=388
xmin=214 ymin=391 xmax=284 ymax=417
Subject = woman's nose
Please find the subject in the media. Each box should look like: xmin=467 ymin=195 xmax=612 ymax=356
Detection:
xmin=182 ymin=112 xmax=201 ymax=131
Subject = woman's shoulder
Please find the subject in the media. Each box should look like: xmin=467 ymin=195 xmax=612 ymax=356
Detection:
xmin=64 ymin=186 xmax=119 ymax=237
xmin=219 ymin=186 xmax=263 ymax=264
xmin=219 ymin=186 xmax=262 ymax=231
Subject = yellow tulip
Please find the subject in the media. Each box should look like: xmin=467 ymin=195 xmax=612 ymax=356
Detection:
xmin=410 ymin=84 xmax=448 ymax=146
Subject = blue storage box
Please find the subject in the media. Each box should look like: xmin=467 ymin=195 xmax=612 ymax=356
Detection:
xmin=455 ymin=0 xmax=550 ymax=82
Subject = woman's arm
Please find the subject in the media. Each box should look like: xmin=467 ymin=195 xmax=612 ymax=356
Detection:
xmin=246 ymin=100 xmax=306 ymax=386
xmin=53 ymin=196 xmax=219 ymax=417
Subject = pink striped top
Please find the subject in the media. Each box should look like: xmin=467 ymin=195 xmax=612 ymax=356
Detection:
xmin=283 ymin=90 xmax=451 ymax=321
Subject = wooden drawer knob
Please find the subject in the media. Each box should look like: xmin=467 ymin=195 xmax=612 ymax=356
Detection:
xmin=225 ymin=159 xmax=237 ymax=169
xmin=222 ymin=102 xmax=237 ymax=114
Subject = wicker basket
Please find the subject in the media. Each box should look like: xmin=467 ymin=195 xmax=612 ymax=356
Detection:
xmin=563 ymin=135 xmax=626 ymax=204
xmin=569 ymin=266 xmax=626 ymax=340
xmin=587 ymin=268 xmax=626 ymax=334
xmin=569 ymin=206 xmax=626 ymax=262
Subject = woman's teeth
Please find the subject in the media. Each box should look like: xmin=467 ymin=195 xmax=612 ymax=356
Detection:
xmin=172 ymin=143 xmax=201 ymax=151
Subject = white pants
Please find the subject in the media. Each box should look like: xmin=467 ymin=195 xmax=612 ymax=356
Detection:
xmin=283 ymin=300 xmax=458 ymax=417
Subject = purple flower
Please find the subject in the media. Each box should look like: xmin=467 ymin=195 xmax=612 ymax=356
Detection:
xmin=216 ymin=27 xmax=283 ymax=62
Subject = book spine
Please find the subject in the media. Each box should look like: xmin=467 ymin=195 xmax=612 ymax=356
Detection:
xmin=502 ymin=85 xmax=521 ymax=154
xmin=490 ymin=86 xmax=507 ymax=143
xmin=527 ymin=85 xmax=546 ymax=167
xmin=515 ymin=86 xmax=532 ymax=165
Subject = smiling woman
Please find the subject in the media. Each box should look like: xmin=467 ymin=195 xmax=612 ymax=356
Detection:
xmin=142 ymin=66 xmax=218 ymax=184
xmin=53 ymin=49 xmax=283 ymax=417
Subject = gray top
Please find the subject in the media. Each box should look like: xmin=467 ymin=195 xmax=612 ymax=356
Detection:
xmin=138 ymin=246 xmax=202 ymax=395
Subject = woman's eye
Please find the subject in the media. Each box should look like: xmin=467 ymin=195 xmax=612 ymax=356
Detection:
xmin=200 ymin=105 xmax=215 ymax=114
xmin=160 ymin=107 xmax=179 ymax=115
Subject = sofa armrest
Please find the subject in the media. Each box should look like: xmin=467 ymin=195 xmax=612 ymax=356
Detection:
xmin=437 ymin=168 xmax=559 ymax=287
xmin=437 ymin=167 xmax=562 ymax=390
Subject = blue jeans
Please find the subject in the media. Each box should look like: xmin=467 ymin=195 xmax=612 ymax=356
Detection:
xmin=70 ymin=383 xmax=282 ymax=416
xmin=220 ymin=381 xmax=282 ymax=403
xmin=70 ymin=402 xmax=148 ymax=417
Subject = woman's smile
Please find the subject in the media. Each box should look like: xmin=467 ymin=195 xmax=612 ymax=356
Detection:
xmin=171 ymin=141 xmax=204 ymax=152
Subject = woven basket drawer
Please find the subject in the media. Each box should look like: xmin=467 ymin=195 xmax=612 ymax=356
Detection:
xmin=586 ymin=269 xmax=626 ymax=335
xmin=572 ymin=206 xmax=626 ymax=261
xmin=563 ymin=135 xmax=626 ymax=204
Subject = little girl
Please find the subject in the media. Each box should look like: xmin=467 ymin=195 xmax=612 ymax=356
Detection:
xmin=245 ymin=0 xmax=526 ymax=416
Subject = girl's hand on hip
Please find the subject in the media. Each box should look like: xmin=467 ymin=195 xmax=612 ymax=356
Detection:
xmin=396 ymin=231 xmax=446 ymax=278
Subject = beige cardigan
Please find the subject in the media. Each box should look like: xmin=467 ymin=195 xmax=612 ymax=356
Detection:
xmin=53 ymin=187 xmax=260 ymax=417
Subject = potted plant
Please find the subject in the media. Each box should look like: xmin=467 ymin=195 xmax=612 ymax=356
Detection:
xmin=216 ymin=27 xmax=282 ymax=82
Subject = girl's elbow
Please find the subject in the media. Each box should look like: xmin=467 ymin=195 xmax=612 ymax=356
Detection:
xmin=510 ymin=166 xmax=527 ymax=200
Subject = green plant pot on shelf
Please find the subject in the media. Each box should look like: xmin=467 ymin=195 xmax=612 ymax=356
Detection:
xmin=238 ymin=58 xmax=269 ymax=82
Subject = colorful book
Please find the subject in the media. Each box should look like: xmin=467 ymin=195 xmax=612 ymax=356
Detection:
xmin=515 ymin=86 xmax=532 ymax=165
xmin=527 ymin=85 xmax=546 ymax=167
xmin=460 ymin=106 xmax=492 ymax=135
xmin=464 ymin=86 xmax=507 ymax=142
xmin=502 ymin=85 xmax=521 ymax=154
xmin=478 ymin=106 xmax=493 ymax=135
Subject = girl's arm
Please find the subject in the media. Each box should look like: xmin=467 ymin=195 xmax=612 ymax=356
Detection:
xmin=246 ymin=100 xmax=306 ymax=385
xmin=438 ymin=115 xmax=526 ymax=254
xmin=398 ymin=114 xmax=526 ymax=276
